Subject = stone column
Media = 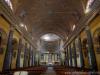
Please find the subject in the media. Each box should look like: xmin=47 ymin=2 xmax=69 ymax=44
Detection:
xmin=69 ymin=45 xmax=72 ymax=67
xmin=28 ymin=46 xmax=31 ymax=67
xmin=16 ymin=38 xmax=22 ymax=68
xmin=3 ymin=27 xmax=14 ymax=71
xmin=67 ymin=47 xmax=69 ymax=66
xmin=34 ymin=52 xmax=37 ymax=66
xmin=66 ymin=47 xmax=69 ymax=66
xmin=23 ymin=43 xmax=27 ymax=67
xmin=73 ymin=42 xmax=77 ymax=67
xmin=31 ymin=49 xmax=34 ymax=66
xmin=43 ymin=54 xmax=45 ymax=63
xmin=77 ymin=37 xmax=84 ymax=69
xmin=85 ymin=26 xmax=97 ymax=71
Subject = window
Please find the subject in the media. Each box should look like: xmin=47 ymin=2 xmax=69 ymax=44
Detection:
xmin=5 ymin=0 xmax=13 ymax=10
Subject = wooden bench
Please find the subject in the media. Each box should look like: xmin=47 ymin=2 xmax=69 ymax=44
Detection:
xmin=0 ymin=66 xmax=47 ymax=75
xmin=53 ymin=66 xmax=90 ymax=75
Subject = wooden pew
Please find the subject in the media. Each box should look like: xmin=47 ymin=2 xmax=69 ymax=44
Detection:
xmin=0 ymin=66 xmax=47 ymax=75
xmin=53 ymin=66 xmax=90 ymax=75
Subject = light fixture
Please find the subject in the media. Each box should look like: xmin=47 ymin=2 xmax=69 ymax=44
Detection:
xmin=43 ymin=35 xmax=51 ymax=41
xmin=85 ymin=8 xmax=91 ymax=14
xmin=41 ymin=33 xmax=60 ymax=41
xmin=5 ymin=0 xmax=13 ymax=10
xmin=85 ymin=0 xmax=94 ymax=14
xmin=66 ymin=37 xmax=68 ymax=40
xmin=20 ymin=23 xmax=28 ymax=31
xmin=25 ymin=25 xmax=28 ymax=31
xmin=20 ymin=23 xmax=24 ymax=27
xmin=72 ymin=24 xmax=76 ymax=31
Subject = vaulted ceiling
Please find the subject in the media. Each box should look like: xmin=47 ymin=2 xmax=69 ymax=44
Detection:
xmin=12 ymin=0 xmax=87 ymax=41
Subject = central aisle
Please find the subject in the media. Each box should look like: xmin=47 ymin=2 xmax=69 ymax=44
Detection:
xmin=41 ymin=67 xmax=57 ymax=75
